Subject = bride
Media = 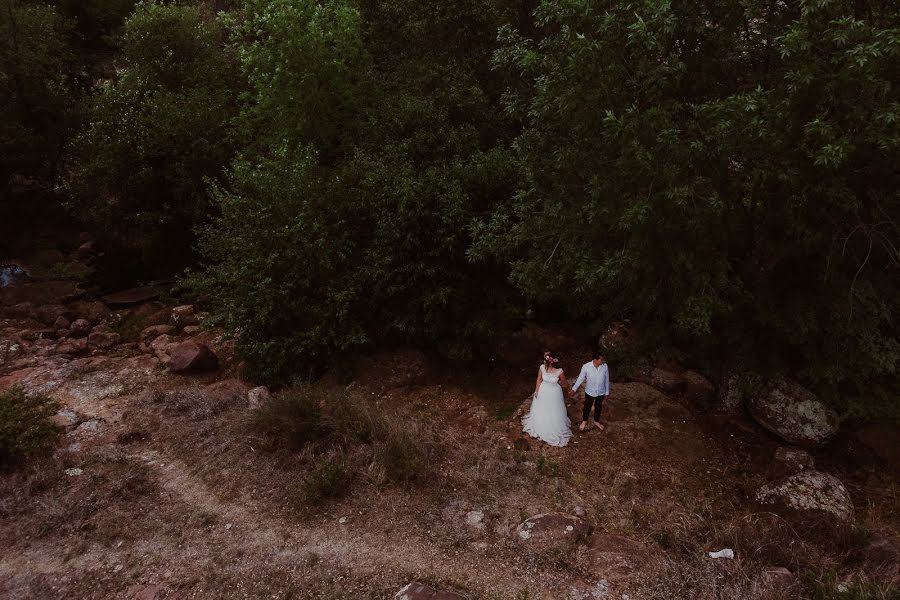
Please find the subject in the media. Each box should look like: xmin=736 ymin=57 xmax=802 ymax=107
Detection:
xmin=522 ymin=351 xmax=572 ymax=447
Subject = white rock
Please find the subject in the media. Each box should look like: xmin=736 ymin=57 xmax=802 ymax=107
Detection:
xmin=708 ymin=548 xmax=734 ymax=559
xmin=64 ymin=467 xmax=83 ymax=476
xmin=248 ymin=386 xmax=272 ymax=409
xmin=465 ymin=510 xmax=485 ymax=527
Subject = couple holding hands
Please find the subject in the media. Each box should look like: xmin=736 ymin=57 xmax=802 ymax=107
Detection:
xmin=521 ymin=350 xmax=611 ymax=448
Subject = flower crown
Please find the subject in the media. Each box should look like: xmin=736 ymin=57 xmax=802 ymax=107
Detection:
xmin=543 ymin=353 xmax=560 ymax=365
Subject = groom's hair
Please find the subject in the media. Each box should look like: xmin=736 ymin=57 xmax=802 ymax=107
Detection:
xmin=592 ymin=349 xmax=604 ymax=359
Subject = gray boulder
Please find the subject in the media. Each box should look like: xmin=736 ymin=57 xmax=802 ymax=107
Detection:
xmin=755 ymin=470 xmax=854 ymax=524
xmin=747 ymin=377 xmax=839 ymax=446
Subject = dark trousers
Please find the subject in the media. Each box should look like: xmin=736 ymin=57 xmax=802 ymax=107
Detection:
xmin=582 ymin=393 xmax=606 ymax=423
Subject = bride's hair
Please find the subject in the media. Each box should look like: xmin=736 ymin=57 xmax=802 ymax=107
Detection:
xmin=543 ymin=350 xmax=561 ymax=368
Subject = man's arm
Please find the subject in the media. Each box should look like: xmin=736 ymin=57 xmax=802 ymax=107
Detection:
xmin=601 ymin=364 xmax=611 ymax=396
xmin=570 ymin=364 xmax=587 ymax=394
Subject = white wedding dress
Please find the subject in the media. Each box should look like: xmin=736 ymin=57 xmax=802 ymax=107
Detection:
xmin=522 ymin=365 xmax=572 ymax=447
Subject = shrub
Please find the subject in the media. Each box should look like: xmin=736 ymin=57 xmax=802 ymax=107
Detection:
xmin=301 ymin=457 xmax=353 ymax=505
xmin=250 ymin=386 xmax=433 ymax=495
xmin=0 ymin=387 xmax=60 ymax=469
xmin=250 ymin=389 xmax=329 ymax=452
xmin=371 ymin=417 xmax=430 ymax=486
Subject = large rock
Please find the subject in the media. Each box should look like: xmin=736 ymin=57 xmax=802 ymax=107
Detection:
xmin=54 ymin=337 xmax=88 ymax=356
xmin=35 ymin=304 xmax=71 ymax=326
xmin=648 ymin=368 xmax=683 ymax=394
xmin=755 ymin=471 xmax=854 ymax=524
xmin=69 ymin=318 xmax=92 ymax=337
xmin=395 ymin=583 xmax=469 ymax=600
xmin=747 ymin=377 xmax=839 ymax=446
xmin=101 ymin=286 xmax=160 ymax=307
xmin=515 ymin=513 xmax=592 ymax=553
xmin=70 ymin=300 xmax=111 ymax=325
xmin=141 ymin=324 xmax=176 ymax=344
xmin=87 ymin=330 xmax=121 ymax=350
xmin=170 ymin=305 xmax=198 ymax=328
xmin=168 ymin=341 xmax=218 ymax=374
xmin=682 ymin=370 xmax=715 ymax=405
xmin=149 ymin=334 xmax=177 ymax=364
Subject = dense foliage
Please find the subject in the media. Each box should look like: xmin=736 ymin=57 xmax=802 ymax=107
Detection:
xmin=473 ymin=0 xmax=900 ymax=409
xmin=0 ymin=0 xmax=78 ymax=195
xmin=1 ymin=0 xmax=897 ymax=409
xmin=70 ymin=1 xmax=237 ymax=265
xmin=190 ymin=0 xmax=520 ymax=382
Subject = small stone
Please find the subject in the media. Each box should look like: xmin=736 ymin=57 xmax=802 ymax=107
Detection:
xmin=225 ymin=523 xmax=233 ymax=530
xmin=113 ymin=564 xmax=123 ymax=573
xmin=64 ymin=468 xmax=83 ymax=477
xmin=339 ymin=517 xmax=348 ymax=524
xmin=465 ymin=510 xmax=485 ymax=527
xmin=140 ymin=324 xmax=176 ymax=343
xmin=708 ymin=548 xmax=734 ymax=559
xmin=170 ymin=305 xmax=198 ymax=328
xmin=248 ymin=386 xmax=272 ymax=409
xmin=54 ymin=315 xmax=70 ymax=330
xmin=182 ymin=325 xmax=201 ymax=335
xmin=69 ymin=319 xmax=91 ymax=337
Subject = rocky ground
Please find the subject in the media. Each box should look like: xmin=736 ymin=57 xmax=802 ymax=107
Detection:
xmin=0 ymin=243 xmax=898 ymax=599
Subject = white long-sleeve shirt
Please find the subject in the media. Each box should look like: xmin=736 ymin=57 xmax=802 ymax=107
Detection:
xmin=571 ymin=361 xmax=610 ymax=396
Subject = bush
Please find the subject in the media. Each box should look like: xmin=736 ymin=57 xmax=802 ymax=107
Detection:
xmin=0 ymin=387 xmax=60 ymax=469
xmin=301 ymin=457 xmax=353 ymax=505
xmin=250 ymin=389 xmax=329 ymax=452
xmin=249 ymin=387 xmax=432 ymax=497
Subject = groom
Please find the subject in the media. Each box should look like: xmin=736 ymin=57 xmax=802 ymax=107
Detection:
xmin=568 ymin=350 xmax=611 ymax=431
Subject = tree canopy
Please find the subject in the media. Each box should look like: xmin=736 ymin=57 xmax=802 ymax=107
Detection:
xmin=2 ymin=0 xmax=897 ymax=412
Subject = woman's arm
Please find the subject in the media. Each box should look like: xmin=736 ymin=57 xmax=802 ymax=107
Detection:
xmin=534 ymin=367 xmax=543 ymax=396
xmin=559 ymin=370 xmax=570 ymax=391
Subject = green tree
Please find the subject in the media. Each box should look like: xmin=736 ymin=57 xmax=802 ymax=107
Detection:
xmin=70 ymin=0 xmax=238 ymax=267
xmin=473 ymin=0 xmax=899 ymax=410
xmin=0 ymin=0 xmax=79 ymax=196
xmin=193 ymin=0 xmax=521 ymax=381
xmin=191 ymin=0 xmax=368 ymax=382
